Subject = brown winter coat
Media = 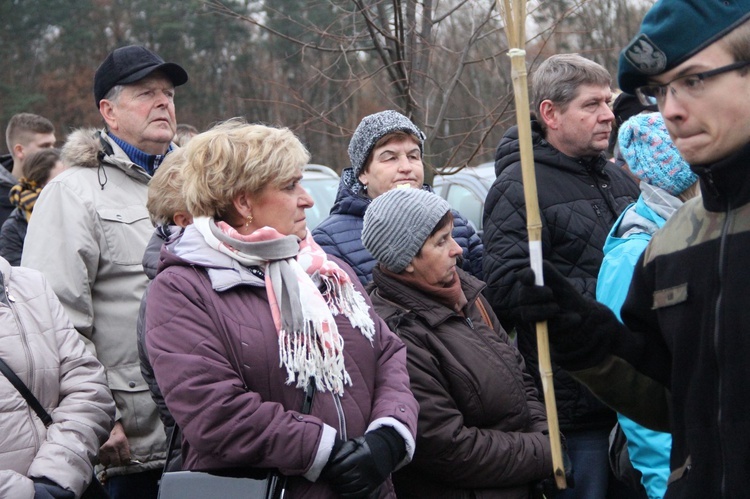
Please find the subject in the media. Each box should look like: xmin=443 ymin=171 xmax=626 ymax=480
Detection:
xmin=370 ymin=267 xmax=552 ymax=498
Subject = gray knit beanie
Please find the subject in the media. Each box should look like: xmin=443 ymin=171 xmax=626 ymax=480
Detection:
xmin=348 ymin=110 xmax=426 ymax=181
xmin=362 ymin=187 xmax=452 ymax=273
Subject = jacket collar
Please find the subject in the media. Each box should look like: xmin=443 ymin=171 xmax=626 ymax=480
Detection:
xmin=60 ymin=129 xmax=153 ymax=185
xmin=495 ymin=120 xmax=609 ymax=178
xmin=372 ymin=266 xmax=484 ymax=328
xmin=691 ymin=141 xmax=750 ymax=212
xmin=161 ymin=224 xmax=265 ymax=291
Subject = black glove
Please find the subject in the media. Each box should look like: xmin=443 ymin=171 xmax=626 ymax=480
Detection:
xmin=322 ymin=427 xmax=406 ymax=499
xmin=533 ymin=447 xmax=575 ymax=499
xmin=516 ymin=261 xmax=623 ymax=370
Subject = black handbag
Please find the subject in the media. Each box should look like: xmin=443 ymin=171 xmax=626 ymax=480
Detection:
xmin=157 ymin=380 xmax=315 ymax=499
xmin=0 ymin=356 xmax=110 ymax=499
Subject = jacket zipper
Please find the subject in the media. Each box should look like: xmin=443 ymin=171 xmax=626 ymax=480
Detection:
xmin=715 ymin=202 xmax=731 ymax=497
xmin=4 ymin=283 xmax=42 ymax=449
xmin=462 ymin=310 xmax=527 ymax=398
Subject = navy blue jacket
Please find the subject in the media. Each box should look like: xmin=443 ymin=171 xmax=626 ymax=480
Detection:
xmin=313 ymin=169 xmax=484 ymax=286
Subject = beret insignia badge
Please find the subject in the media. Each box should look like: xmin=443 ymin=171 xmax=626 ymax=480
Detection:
xmin=624 ymin=34 xmax=667 ymax=75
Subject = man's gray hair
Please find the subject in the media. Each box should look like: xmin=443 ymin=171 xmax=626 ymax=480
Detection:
xmin=531 ymin=54 xmax=612 ymax=129
xmin=103 ymin=84 xmax=125 ymax=104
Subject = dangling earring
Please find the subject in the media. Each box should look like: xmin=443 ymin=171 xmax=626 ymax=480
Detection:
xmin=245 ymin=213 xmax=253 ymax=227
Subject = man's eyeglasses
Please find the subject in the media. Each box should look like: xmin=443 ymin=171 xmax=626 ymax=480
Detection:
xmin=635 ymin=61 xmax=750 ymax=107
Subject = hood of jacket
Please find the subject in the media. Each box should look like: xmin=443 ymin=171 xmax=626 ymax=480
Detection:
xmin=61 ymin=128 xmax=151 ymax=185
xmin=157 ymin=223 xmax=265 ymax=292
xmin=495 ymin=120 xmax=609 ymax=179
xmin=330 ymin=168 xmax=372 ymax=218
xmin=0 ymin=155 xmax=16 ymax=188
xmin=142 ymin=226 xmax=185 ymax=280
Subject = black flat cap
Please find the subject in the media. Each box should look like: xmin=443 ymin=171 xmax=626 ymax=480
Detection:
xmin=94 ymin=45 xmax=188 ymax=107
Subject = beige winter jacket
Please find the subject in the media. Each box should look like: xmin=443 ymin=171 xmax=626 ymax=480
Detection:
xmin=0 ymin=256 xmax=114 ymax=498
xmin=21 ymin=129 xmax=167 ymax=477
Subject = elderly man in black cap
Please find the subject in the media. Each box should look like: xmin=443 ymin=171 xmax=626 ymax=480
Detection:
xmin=516 ymin=1 xmax=750 ymax=496
xmin=21 ymin=45 xmax=188 ymax=498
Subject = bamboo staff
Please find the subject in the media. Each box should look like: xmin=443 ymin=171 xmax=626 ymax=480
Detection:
xmin=497 ymin=0 xmax=566 ymax=489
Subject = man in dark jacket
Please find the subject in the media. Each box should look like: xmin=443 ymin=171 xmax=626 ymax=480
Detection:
xmin=1 ymin=113 xmax=56 ymax=225
xmin=313 ymin=110 xmax=484 ymax=285
xmin=516 ymin=1 xmax=750 ymax=497
xmin=482 ymin=53 xmax=639 ymax=498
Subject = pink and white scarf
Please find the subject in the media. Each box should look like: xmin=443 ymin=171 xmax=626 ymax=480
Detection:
xmin=193 ymin=216 xmax=375 ymax=395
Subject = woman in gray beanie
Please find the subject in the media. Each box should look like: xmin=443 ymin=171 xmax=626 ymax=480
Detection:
xmin=312 ymin=110 xmax=484 ymax=285
xmin=363 ymin=187 xmax=558 ymax=499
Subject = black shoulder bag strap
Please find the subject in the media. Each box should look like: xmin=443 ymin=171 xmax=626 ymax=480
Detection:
xmin=0 ymin=356 xmax=53 ymax=427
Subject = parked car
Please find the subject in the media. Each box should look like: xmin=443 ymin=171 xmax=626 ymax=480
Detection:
xmin=433 ymin=162 xmax=495 ymax=236
xmin=301 ymin=164 xmax=340 ymax=230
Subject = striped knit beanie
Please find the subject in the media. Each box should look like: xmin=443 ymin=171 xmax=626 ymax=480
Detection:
xmin=618 ymin=112 xmax=697 ymax=196
xmin=362 ymin=187 xmax=451 ymax=273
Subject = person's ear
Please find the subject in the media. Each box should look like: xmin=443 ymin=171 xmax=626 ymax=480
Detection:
xmin=99 ymin=99 xmax=118 ymax=130
xmin=404 ymin=262 xmax=415 ymax=274
xmin=173 ymin=211 xmax=193 ymax=228
xmin=12 ymin=143 xmax=24 ymax=161
xmin=232 ymin=192 xmax=253 ymax=219
xmin=358 ymin=170 xmax=369 ymax=189
xmin=539 ymin=100 xmax=559 ymax=130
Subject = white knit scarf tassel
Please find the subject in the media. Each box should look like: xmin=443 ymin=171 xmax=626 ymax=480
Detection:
xmin=321 ymin=275 xmax=375 ymax=343
xmin=278 ymin=320 xmax=352 ymax=395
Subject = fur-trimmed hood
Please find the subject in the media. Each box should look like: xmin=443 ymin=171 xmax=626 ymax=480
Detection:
xmin=61 ymin=128 xmax=151 ymax=185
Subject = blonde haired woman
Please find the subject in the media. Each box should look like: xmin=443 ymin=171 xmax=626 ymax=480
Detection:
xmin=145 ymin=119 xmax=418 ymax=499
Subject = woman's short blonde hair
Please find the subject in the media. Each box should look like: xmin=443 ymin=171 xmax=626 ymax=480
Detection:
xmin=182 ymin=118 xmax=311 ymax=218
xmin=147 ymin=147 xmax=188 ymax=226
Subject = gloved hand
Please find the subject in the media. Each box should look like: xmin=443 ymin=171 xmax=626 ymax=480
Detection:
xmin=516 ymin=261 xmax=623 ymax=370
xmin=322 ymin=427 xmax=406 ymax=499
xmin=533 ymin=448 xmax=575 ymax=499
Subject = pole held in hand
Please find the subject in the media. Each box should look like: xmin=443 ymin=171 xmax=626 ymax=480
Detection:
xmin=497 ymin=0 xmax=567 ymax=489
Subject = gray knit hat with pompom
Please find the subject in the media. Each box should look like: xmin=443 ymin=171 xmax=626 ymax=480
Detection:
xmin=362 ymin=187 xmax=451 ymax=273
xmin=348 ymin=110 xmax=426 ymax=180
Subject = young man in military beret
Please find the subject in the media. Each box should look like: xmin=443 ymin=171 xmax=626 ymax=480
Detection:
xmin=516 ymin=1 xmax=750 ymax=496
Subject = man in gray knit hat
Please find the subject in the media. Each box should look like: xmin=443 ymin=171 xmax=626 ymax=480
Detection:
xmin=313 ymin=110 xmax=484 ymax=285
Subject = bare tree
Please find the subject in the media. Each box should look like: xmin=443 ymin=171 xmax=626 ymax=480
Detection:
xmin=207 ymin=0 xmax=518 ymax=173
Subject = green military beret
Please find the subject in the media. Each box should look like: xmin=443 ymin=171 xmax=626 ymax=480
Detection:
xmin=618 ymin=0 xmax=750 ymax=94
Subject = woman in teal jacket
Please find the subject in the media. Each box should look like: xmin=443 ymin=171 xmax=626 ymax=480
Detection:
xmin=597 ymin=113 xmax=699 ymax=499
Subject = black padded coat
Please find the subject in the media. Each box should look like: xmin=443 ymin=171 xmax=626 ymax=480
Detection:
xmin=482 ymin=120 xmax=639 ymax=432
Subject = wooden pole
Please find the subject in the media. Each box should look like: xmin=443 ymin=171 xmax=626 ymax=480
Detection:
xmin=497 ymin=0 xmax=566 ymax=489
